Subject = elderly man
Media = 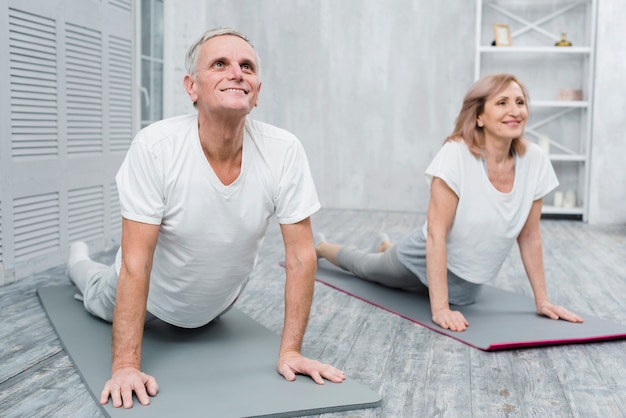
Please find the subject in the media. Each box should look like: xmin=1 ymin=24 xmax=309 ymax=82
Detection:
xmin=68 ymin=27 xmax=344 ymax=409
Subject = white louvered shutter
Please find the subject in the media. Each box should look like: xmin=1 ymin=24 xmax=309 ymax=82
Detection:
xmin=0 ymin=0 xmax=136 ymax=284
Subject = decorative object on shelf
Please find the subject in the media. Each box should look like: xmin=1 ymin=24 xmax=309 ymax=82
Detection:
xmin=555 ymin=33 xmax=573 ymax=47
xmin=493 ymin=23 xmax=512 ymax=46
xmin=557 ymin=88 xmax=583 ymax=101
xmin=563 ymin=190 xmax=577 ymax=208
xmin=537 ymin=135 xmax=550 ymax=154
xmin=553 ymin=191 xmax=564 ymax=208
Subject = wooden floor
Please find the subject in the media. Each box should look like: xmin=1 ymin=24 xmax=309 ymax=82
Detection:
xmin=1 ymin=208 xmax=626 ymax=417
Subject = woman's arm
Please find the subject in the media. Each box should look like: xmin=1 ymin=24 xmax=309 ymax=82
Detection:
xmin=426 ymin=177 xmax=469 ymax=331
xmin=517 ymin=198 xmax=583 ymax=323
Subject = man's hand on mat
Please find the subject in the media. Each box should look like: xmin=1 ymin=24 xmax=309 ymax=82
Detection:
xmin=277 ymin=351 xmax=346 ymax=384
xmin=432 ymin=308 xmax=470 ymax=332
xmin=537 ymin=302 xmax=584 ymax=323
xmin=100 ymin=367 xmax=159 ymax=408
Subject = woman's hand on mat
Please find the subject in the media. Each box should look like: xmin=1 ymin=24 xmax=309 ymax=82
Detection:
xmin=100 ymin=367 xmax=159 ymax=408
xmin=432 ymin=308 xmax=470 ymax=332
xmin=277 ymin=351 xmax=346 ymax=384
xmin=537 ymin=302 xmax=584 ymax=323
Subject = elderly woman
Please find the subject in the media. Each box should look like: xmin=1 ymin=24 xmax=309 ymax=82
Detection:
xmin=316 ymin=73 xmax=583 ymax=332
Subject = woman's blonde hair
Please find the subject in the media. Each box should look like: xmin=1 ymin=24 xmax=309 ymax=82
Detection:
xmin=446 ymin=73 xmax=529 ymax=157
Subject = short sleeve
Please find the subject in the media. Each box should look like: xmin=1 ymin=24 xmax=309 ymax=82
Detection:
xmin=424 ymin=140 xmax=464 ymax=197
xmin=115 ymin=135 xmax=165 ymax=225
xmin=532 ymin=146 xmax=559 ymax=200
xmin=274 ymin=139 xmax=320 ymax=224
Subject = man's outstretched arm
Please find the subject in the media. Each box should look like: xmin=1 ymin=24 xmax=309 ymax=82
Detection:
xmin=277 ymin=217 xmax=346 ymax=384
xmin=101 ymin=217 xmax=160 ymax=408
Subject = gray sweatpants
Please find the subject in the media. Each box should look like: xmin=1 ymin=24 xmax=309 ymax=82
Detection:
xmin=69 ymin=258 xmax=245 ymax=324
xmin=69 ymin=259 xmax=119 ymax=322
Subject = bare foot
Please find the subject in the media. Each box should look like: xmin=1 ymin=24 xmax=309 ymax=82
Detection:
xmin=377 ymin=240 xmax=392 ymax=252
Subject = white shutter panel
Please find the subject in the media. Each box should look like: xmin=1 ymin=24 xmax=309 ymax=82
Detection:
xmin=109 ymin=35 xmax=133 ymax=152
xmin=66 ymin=23 xmax=104 ymax=156
xmin=109 ymin=182 xmax=122 ymax=239
xmin=0 ymin=0 xmax=136 ymax=285
xmin=68 ymin=185 xmax=105 ymax=243
xmin=9 ymin=8 xmax=58 ymax=160
xmin=12 ymin=192 xmax=61 ymax=262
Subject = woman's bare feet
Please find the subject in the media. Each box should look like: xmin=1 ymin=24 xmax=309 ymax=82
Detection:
xmin=373 ymin=233 xmax=392 ymax=253
xmin=377 ymin=239 xmax=392 ymax=253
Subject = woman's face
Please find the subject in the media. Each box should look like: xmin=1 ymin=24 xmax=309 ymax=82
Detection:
xmin=477 ymin=81 xmax=528 ymax=143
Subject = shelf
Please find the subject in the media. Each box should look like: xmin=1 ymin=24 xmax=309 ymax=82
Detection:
xmin=532 ymin=100 xmax=589 ymax=108
xmin=476 ymin=0 xmax=596 ymax=221
xmin=542 ymin=205 xmax=584 ymax=215
xmin=479 ymin=46 xmax=591 ymax=54
xmin=548 ymin=154 xmax=586 ymax=162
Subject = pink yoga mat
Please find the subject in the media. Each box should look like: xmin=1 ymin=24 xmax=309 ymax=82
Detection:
xmin=309 ymin=260 xmax=626 ymax=351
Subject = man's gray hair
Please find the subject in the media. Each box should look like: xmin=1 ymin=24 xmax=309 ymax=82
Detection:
xmin=185 ymin=27 xmax=261 ymax=78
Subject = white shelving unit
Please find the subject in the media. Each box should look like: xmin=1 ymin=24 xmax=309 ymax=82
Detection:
xmin=474 ymin=0 xmax=597 ymax=220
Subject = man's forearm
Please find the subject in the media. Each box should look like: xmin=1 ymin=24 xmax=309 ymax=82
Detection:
xmin=111 ymin=270 xmax=149 ymax=372
xmin=279 ymin=262 xmax=315 ymax=355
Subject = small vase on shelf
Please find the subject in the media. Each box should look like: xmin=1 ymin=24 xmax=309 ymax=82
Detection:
xmin=555 ymin=33 xmax=572 ymax=47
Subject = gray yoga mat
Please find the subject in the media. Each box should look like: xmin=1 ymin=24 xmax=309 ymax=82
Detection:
xmin=37 ymin=285 xmax=382 ymax=418
xmin=313 ymin=260 xmax=626 ymax=351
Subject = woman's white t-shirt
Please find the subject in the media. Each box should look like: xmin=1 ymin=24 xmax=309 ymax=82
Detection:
xmin=397 ymin=139 xmax=558 ymax=284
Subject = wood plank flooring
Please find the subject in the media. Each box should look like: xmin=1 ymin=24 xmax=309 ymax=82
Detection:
xmin=1 ymin=209 xmax=625 ymax=417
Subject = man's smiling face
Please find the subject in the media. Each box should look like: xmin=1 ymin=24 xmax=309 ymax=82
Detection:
xmin=188 ymin=34 xmax=261 ymax=117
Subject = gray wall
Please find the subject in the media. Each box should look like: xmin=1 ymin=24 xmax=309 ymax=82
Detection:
xmin=588 ymin=1 xmax=626 ymax=224
xmin=163 ymin=0 xmax=626 ymax=224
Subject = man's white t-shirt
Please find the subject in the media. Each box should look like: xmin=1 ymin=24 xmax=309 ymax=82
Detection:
xmin=397 ymin=139 xmax=558 ymax=284
xmin=115 ymin=114 xmax=320 ymax=327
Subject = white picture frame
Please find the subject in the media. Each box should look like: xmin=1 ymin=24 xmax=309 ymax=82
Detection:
xmin=493 ymin=24 xmax=512 ymax=46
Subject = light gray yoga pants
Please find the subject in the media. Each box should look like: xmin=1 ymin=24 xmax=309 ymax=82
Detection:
xmin=69 ymin=259 xmax=245 ymax=324
xmin=335 ymin=245 xmax=482 ymax=305
xmin=69 ymin=259 xmax=119 ymax=322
